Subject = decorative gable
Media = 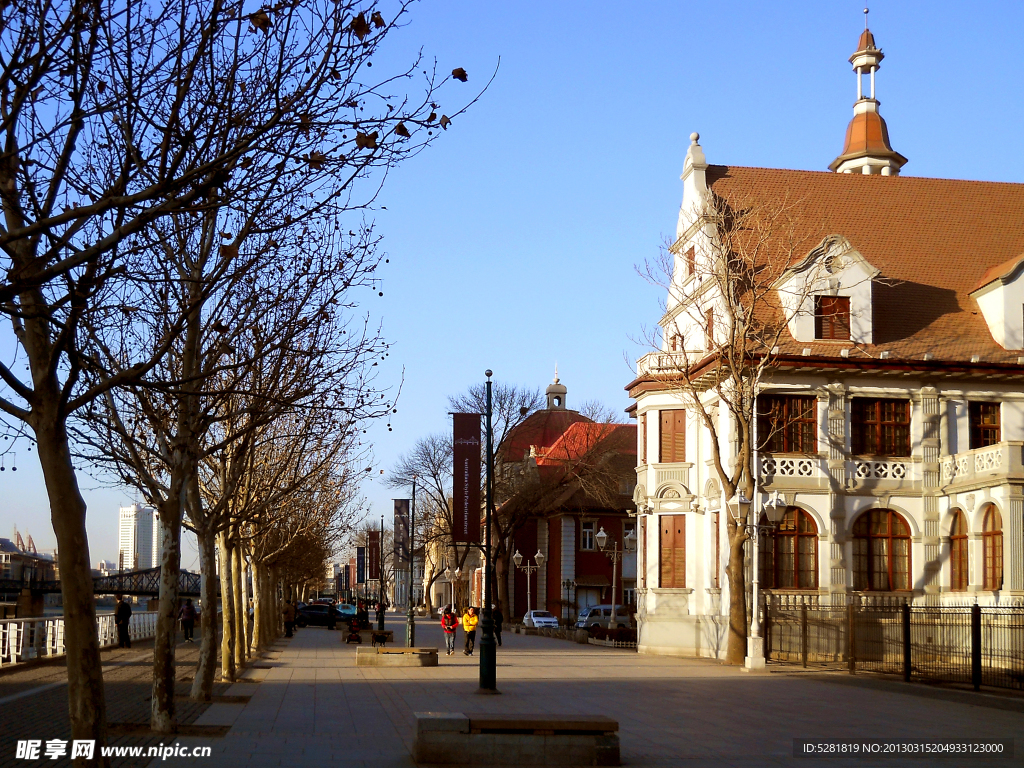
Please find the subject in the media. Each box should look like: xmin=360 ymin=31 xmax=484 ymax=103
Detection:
xmin=970 ymin=254 xmax=1024 ymax=350
xmin=775 ymin=235 xmax=880 ymax=345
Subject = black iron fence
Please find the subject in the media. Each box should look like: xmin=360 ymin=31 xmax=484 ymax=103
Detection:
xmin=764 ymin=593 xmax=1024 ymax=692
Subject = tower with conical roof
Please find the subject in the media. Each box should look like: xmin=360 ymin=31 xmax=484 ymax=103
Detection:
xmin=829 ymin=9 xmax=907 ymax=176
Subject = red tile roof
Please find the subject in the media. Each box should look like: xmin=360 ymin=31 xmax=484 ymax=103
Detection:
xmin=499 ymin=409 xmax=592 ymax=464
xmin=972 ymin=253 xmax=1024 ymax=293
xmin=705 ymin=165 xmax=1024 ymax=363
xmin=535 ymin=422 xmax=636 ymax=465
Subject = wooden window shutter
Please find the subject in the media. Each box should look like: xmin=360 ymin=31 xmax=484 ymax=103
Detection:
xmin=659 ymin=515 xmax=685 ymax=588
xmin=641 ymin=413 xmax=647 ymax=464
xmin=659 ymin=410 xmax=685 ymax=463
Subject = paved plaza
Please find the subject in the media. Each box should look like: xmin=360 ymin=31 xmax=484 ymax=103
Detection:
xmin=147 ymin=614 xmax=1024 ymax=767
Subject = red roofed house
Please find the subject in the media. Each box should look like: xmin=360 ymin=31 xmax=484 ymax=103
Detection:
xmin=628 ymin=21 xmax=1024 ymax=659
xmin=499 ymin=375 xmax=637 ymax=624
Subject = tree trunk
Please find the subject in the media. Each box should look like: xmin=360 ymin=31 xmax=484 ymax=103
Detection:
xmin=251 ymin=559 xmax=264 ymax=652
xmin=151 ymin=497 xmax=184 ymax=733
xmin=495 ymin=547 xmax=512 ymax=622
xmin=35 ymin=420 xmax=109 ymax=763
xmin=231 ymin=542 xmax=244 ymax=671
xmin=240 ymin=554 xmax=251 ymax=660
xmin=725 ymin=518 xmax=748 ymax=665
xmin=191 ymin=525 xmax=218 ymax=701
xmin=217 ymin=530 xmax=235 ymax=682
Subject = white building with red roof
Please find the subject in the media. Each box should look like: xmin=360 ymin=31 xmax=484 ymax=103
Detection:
xmin=628 ymin=20 xmax=1024 ymax=660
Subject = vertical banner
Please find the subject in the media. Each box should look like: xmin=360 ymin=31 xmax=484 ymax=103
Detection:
xmin=452 ymin=412 xmax=482 ymax=543
xmin=367 ymin=531 xmax=381 ymax=581
xmin=356 ymin=547 xmax=365 ymax=584
xmin=394 ymin=499 xmax=411 ymax=569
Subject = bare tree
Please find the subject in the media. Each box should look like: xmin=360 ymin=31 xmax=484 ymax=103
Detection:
xmin=0 ymin=0 xmax=479 ymax=743
xmin=637 ymin=191 xmax=834 ymax=664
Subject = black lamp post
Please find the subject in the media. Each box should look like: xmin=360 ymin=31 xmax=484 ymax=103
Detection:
xmin=478 ymin=369 xmax=499 ymax=694
xmin=406 ymin=476 xmax=417 ymax=647
xmin=377 ymin=514 xmax=385 ymax=631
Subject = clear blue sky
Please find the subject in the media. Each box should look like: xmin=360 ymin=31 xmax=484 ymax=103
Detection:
xmin=5 ymin=1 xmax=1023 ymax=566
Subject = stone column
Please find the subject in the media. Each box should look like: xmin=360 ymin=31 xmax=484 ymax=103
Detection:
xmin=919 ymin=388 xmax=942 ymax=601
xmin=1005 ymin=487 xmax=1024 ymax=594
xmin=824 ymin=383 xmax=848 ymax=598
xmin=537 ymin=520 xmax=548 ymax=611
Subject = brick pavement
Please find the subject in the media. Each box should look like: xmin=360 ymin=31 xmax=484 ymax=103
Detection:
xmin=0 ymin=634 xmax=230 ymax=768
xmin=144 ymin=613 xmax=1024 ymax=768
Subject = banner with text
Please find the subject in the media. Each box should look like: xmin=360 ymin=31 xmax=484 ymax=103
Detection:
xmin=452 ymin=413 xmax=482 ymax=543
xmin=394 ymin=499 xmax=410 ymax=569
xmin=367 ymin=530 xmax=381 ymax=581
xmin=356 ymin=548 xmax=365 ymax=584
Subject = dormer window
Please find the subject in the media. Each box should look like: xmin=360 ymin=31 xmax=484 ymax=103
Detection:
xmin=814 ymin=296 xmax=850 ymax=340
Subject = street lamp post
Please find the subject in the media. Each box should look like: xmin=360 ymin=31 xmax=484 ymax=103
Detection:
xmin=731 ymin=490 xmax=782 ymax=671
xmin=595 ymin=527 xmax=637 ymax=629
xmin=561 ymin=579 xmax=576 ymax=627
xmin=478 ymin=370 xmax=499 ymax=694
xmin=512 ymin=550 xmax=545 ymax=617
xmin=377 ymin=514 xmax=385 ymax=631
xmin=406 ymin=476 xmax=417 ymax=647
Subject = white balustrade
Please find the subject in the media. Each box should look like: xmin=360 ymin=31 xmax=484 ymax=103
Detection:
xmin=854 ymin=459 xmax=909 ymax=480
xmin=0 ymin=611 xmax=159 ymax=667
xmin=759 ymin=456 xmax=819 ymax=482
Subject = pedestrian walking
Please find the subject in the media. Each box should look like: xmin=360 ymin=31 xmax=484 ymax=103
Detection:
xmin=114 ymin=594 xmax=132 ymax=648
xmin=462 ymin=606 xmax=479 ymax=656
xmin=178 ymin=598 xmax=197 ymax=642
xmin=283 ymin=600 xmax=296 ymax=637
xmin=440 ymin=605 xmax=460 ymax=656
xmin=492 ymin=605 xmax=503 ymax=647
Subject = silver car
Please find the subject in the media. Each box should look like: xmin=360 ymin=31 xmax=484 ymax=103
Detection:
xmin=523 ymin=609 xmax=559 ymax=628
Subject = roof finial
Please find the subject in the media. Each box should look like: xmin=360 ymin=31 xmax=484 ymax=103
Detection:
xmin=864 ymin=7 xmax=869 ymax=29
xmin=553 ymin=363 xmax=559 ymax=384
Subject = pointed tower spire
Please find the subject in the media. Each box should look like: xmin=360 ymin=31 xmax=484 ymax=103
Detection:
xmin=829 ymin=10 xmax=907 ymax=176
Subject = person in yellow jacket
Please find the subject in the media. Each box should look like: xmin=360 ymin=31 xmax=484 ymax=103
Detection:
xmin=462 ymin=606 xmax=479 ymax=656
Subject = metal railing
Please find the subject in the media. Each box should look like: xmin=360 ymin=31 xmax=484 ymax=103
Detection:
xmin=764 ymin=594 xmax=1024 ymax=691
xmin=0 ymin=611 xmax=159 ymax=667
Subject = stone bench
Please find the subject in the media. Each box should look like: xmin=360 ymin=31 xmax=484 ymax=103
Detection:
xmin=355 ymin=646 xmax=438 ymax=667
xmin=414 ymin=712 xmax=619 ymax=765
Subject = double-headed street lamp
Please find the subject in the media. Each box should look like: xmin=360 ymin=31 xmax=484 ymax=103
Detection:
xmin=594 ymin=526 xmax=637 ymax=629
xmin=512 ymin=550 xmax=545 ymax=616
xmin=444 ymin=565 xmax=461 ymax=609
xmin=561 ymin=579 xmax=576 ymax=627
xmin=730 ymin=489 xmax=783 ymax=671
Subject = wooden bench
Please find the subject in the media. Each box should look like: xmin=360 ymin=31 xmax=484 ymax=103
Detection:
xmin=355 ymin=646 xmax=438 ymax=667
xmin=414 ymin=712 xmax=619 ymax=765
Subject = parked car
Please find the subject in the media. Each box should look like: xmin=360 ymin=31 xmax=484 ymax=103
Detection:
xmin=295 ymin=604 xmax=346 ymax=628
xmin=335 ymin=603 xmax=357 ymax=619
xmin=574 ymin=605 xmax=634 ymax=630
xmin=523 ymin=610 xmax=559 ymax=628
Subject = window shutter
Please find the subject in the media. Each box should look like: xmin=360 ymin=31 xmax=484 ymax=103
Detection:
xmin=659 ymin=515 xmax=685 ymax=588
xmin=659 ymin=410 xmax=685 ymax=463
xmin=660 ymin=518 xmax=673 ymax=588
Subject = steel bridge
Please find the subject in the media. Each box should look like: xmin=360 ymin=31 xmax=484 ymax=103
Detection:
xmin=0 ymin=567 xmax=209 ymax=597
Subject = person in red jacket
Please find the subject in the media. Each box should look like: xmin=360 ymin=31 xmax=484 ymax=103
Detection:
xmin=440 ymin=605 xmax=459 ymax=656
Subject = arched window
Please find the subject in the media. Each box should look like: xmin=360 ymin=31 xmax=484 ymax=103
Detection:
xmin=949 ymin=510 xmax=968 ymax=592
xmin=852 ymin=509 xmax=911 ymax=591
xmin=982 ymin=504 xmax=1003 ymax=591
xmin=761 ymin=507 xmax=818 ymax=589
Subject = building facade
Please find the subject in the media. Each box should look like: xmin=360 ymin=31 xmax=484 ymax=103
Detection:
xmin=500 ymin=376 xmax=638 ymax=623
xmin=118 ymin=503 xmax=162 ymax=571
xmin=628 ymin=25 xmax=1024 ymax=658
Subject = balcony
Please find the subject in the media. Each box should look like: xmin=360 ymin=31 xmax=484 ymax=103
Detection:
xmin=941 ymin=442 xmax=1024 ymax=489
xmin=847 ymin=457 xmax=921 ymax=493
xmin=758 ymin=454 xmax=828 ymax=491
xmin=636 ymin=351 xmax=700 ymax=376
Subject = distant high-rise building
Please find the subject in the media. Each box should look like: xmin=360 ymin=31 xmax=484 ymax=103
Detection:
xmin=118 ymin=504 xmax=162 ymax=571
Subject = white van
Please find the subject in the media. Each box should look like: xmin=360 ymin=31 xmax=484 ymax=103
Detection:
xmin=574 ymin=604 xmax=633 ymax=629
